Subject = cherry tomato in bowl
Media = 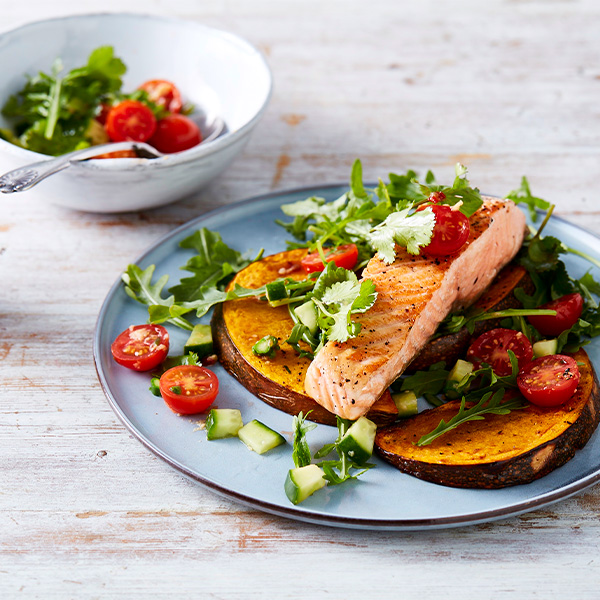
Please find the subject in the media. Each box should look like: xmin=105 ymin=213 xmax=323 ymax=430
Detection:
xmin=466 ymin=328 xmax=533 ymax=376
xmin=148 ymin=114 xmax=202 ymax=154
xmin=105 ymin=100 xmax=157 ymax=143
xmin=517 ymin=354 xmax=580 ymax=407
xmin=139 ymin=79 xmax=183 ymax=113
xmin=300 ymin=243 xmax=359 ymax=274
xmin=111 ymin=324 xmax=169 ymax=371
xmin=528 ymin=293 xmax=584 ymax=337
xmin=159 ymin=365 xmax=219 ymax=414
xmin=421 ymin=204 xmax=470 ymax=257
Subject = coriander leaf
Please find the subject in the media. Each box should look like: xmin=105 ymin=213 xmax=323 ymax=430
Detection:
xmin=386 ymin=170 xmax=427 ymax=205
xmin=506 ymin=176 xmax=551 ymax=222
xmin=367 ymin=206 xmax=435 ymax=262
xmin=312 ymin=261 xmax=357 ymax=298
xmin=417 ymin=389 xmax=527 ymax=446
xmin=292 ymin=411 xmax=317 ymax=468
xmin=351 ymin=279 xmax=377 ymax=313
xmin=520 ymin=235 xmax=565 ymax=272
xmin=320 ymin=279 xmax=362 ymax=305
xmin=311 ymin=263 xmax=377 ymax=343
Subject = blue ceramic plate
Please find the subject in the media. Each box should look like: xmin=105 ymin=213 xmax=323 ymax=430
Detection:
xmin=94 ymin=185 xmax=600 ymax=530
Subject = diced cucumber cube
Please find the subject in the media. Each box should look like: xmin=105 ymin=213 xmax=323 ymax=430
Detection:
xmin=447 ymin=359 xmax=474 ymax=382
xmin=205 ymin=409 xmax=243 ymax=440
xmin=295 ymin=300 xmax=318 ymax=336
xmin=392 ymin=390 xmax=418 ymax=417
xmin=285 ymin=464 xmax=326 ymax=505
xmin=238 ymin=420 xmax=286 ymax=455
xmin=533 ymin=339 xmax=558 ymax=358
xmin=337 ymin=416 xmax=377 ymax=464
xmin=266 ymin=280 xmax=288 ymax=303
xmin=184 ymin=323 xmax=213 ymax=358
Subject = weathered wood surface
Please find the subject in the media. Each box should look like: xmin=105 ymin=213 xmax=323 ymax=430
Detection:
xmin=2 ymin=0 xmax=600 ymax=597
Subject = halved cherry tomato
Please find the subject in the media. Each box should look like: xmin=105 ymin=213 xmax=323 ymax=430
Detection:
xmin=159 ymin=365 xmax=219 ymax=414
xmin=528 ymin=293 xmax=584 ymax=337
xmin=148 ymin=114 xmax=202 ymax=154
xmin=111 ymin=324 xmax=169 ymax=372
xmin=466 ymin=328 xmax=533 ymax=376
xmin=139 ymin=79 xmax=183 ymax=113
xmin=517 ymin=354 xmax=580 ymax=407
xmin=300 ymin=243 xmax=359 ymax=274
xmin=421 ymin=204 xmax=470 ymax=257
xmin=105 ymin=100 xmax=157 ymax=143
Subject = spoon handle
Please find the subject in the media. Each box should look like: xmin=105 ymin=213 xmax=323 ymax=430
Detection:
xmin=0 ymin=142 xmax=143 ymax=193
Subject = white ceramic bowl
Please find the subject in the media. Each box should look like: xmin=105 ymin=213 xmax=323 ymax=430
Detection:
xmin=0 ymin=14 xmax=272 ymax=212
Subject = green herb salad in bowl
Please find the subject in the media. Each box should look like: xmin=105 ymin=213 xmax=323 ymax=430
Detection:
xmin=0 ymin=14 xmax=272 ymax=212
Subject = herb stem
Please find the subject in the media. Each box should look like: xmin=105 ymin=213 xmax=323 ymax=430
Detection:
xmin=564 ymin=245 xmax=600 ymax=270
xmin=44 ymin=76 xmax=63 ymax=140
xmin=475 ymin=308 xmax=556 ymax=321
xmin=531 ymin=204 xmax=555 ymax=240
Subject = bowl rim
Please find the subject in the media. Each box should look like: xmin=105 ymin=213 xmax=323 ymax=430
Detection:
xmin=0 ymin=12 xmax=273 ymax=170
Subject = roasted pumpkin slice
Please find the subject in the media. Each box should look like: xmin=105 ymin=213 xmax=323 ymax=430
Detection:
xmin=212 ymin=249 xmax=532 ymax=426
xmin=375 ymin=348 xmax=600 ymax=488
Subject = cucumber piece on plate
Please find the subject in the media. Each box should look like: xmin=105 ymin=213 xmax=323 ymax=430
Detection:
xmin=238 ymin=419 xmax=286 ymax=454
xmin=391 ymin=390 xmax=418 ymax=418
xmin=533 ymin=339 xmax=558 ymax=358
xmin=295 ymin=300 xmax=318 ymax=335
xmin=337 ymin=416 xmax=376 ymax=464
xmin=266 ymin=280 xmax=288 ymax=303
xmin=205 ymin=409 xmax=244 ymax=440
xmin=183 ymin=323 xmax=213 ymax=358
xmin=285 ymin=464 xmax=326 ymax=505
xmin=447 ymin=359 xmax=474 ymax=382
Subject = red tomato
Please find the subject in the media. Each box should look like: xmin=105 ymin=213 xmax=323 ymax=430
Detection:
xmin=148 ymin=114 xmax=202 ymax=154
xmin=428 ymin=191 xmax=446 ymax=204
xmin=421 ymin=205 xmax=470 ymax=257
xmin=105 ymin=100 xmax=157 ymax=143
xmin=528 ymin=293 xmax=584 ymax=337
xmin=111 ymin=324 xmax=169 ymax=372
xmin=96 ymin=103 xmax=111 ymax=125
xmin=517 ymin=354 xmax=580 ymax=407
xmin=159 ymin=365 xmax=219 ymax=414
xmin=466 ymin=328 xmax=533 ymax=376
xmin=138 ymin=79 xmax=183 ymax=113
xmin=300 ymin=243 xmax=359 ymax=274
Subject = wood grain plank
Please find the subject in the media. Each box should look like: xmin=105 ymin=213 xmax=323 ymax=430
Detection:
xmin=2 ymin=0 xmax=600 ymax=597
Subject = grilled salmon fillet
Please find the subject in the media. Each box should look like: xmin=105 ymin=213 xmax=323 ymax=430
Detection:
xmin=304 ymin=197 xmax=527 ymax=420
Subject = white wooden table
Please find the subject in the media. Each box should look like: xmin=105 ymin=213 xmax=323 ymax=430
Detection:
xmin=2 ymin=0 xmax=600 ymax=597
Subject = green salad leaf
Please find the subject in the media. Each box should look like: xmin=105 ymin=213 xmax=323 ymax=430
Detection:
xmin=168 ymin=228 xmax=256 ymax=302
xmin=3 ymin=46 xmax=126 ymax=155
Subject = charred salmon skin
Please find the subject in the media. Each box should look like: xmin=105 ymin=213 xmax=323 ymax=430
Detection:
xmin=304 ymin=197 xmax=527 ymax=420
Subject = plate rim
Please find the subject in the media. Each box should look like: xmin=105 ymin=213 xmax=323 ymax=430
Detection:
xmin=93 ymin=183 xmax=600 ymax=530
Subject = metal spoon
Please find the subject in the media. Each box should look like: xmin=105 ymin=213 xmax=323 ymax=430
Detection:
xmin=0 ymin=116 xmax=225 ymax=194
